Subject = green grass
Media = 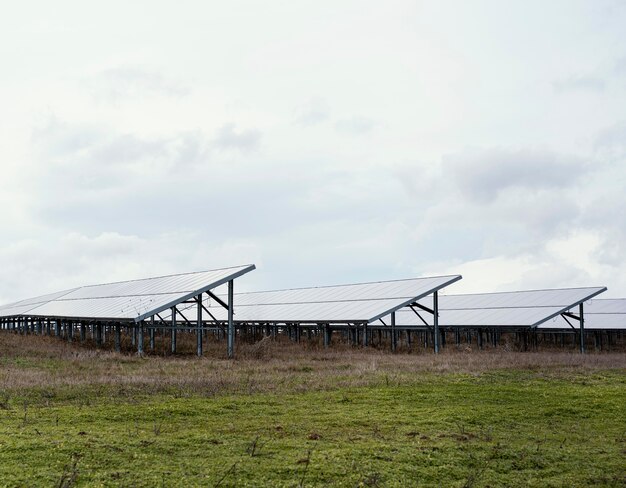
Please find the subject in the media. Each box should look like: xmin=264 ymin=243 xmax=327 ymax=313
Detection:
xmin=1 ymin=369 xmax=624 ymax=487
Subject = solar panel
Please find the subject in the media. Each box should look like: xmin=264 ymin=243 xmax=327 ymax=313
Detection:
xmin=0 ymin=265 xmax=255 ymax=322
xmin=0 ymin=288 xmax=80 ymax=317
xmin=393 ymin=287 xmax=606 ymax=328
xmin=167 ymin=275 xmax=462 ymax=323
xmin=538 ymin=298 xmax=626 ymax=330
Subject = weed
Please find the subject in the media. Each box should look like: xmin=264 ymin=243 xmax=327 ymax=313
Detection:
xmin=57 ymin=452 xmax=81 ymax=488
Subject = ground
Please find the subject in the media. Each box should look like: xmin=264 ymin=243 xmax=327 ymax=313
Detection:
xmin=0 ymin=334 xmax=624 ymax=487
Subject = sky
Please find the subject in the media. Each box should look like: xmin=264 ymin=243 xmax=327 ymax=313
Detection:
xmin=1 ymin=0 xmax=626 ymax=302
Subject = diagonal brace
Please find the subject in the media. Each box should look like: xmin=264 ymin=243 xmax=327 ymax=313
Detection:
xmin=409 ymin=304 xmax=432 ymax=329
xmin=410 ymin=302 xmax=434 ymax=315
xmin=207 ymin=290 xmax=230 ymax=311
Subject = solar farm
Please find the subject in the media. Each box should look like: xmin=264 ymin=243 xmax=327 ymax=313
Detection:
xmin=0 ymin=267 xmax=624 ymax=486
xmin=1 ymin=265 xmax=623 ymax=357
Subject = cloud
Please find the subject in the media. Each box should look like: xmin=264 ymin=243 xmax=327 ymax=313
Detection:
xmin=424 ymin=230 xmax=619 ymax=295
xmin=213 ymin=124 xmax=262 ymax=152
xmin=29 ymin=117 xmax=214 ymax=194
xmin=443 ymin=147 xmax=589 ymax=203
xmin=89 ymin=66 xmax=189 ymax=102
xmin=594 ymin=121 xmax=626 ymax=160
xmin=335 ymin=116 xmax=377 ymax=135
xmin=552 ymin=75 xmax=606 ymax=94
xmin=615 ymin=56 xmax=626 ymax=75
xmin=293 ymin=97 xmax=330 ymax=127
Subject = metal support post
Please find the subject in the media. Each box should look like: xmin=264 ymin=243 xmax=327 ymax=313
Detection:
xmin=80 ymin=324 xmax=86 ymax=342
xmin=362 ymin=322 xmax=368 ymax=347
xmin=227 ymin=280 xmax=234 ymax=359
xmin=579 ymin=303 xmax=585 ymax=353
xmin=391 ymin=312 xmax=397 ymax=352
xmin=150 ymin=316 xmax=155 ymax=351
xmin=197 ymin=295 xmax=203 ymax=357
xmin=433 ymin=291 xmax=440 ymax=354
xmin=96 ymin=323 xmax=103 ymax=348
xmin=114 ymin=324 xmax=121 ymax=352
xmin=137 ymin=322 xmax=144 ymax=356
xmin=67 ymin=321 xmax=73 ymax=343
xmin=171 ymin=307 xmax=177 ymax=354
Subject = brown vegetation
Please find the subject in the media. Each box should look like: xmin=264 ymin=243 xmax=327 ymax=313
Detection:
xmin=0 ymin=332 xmax=624 ymax=400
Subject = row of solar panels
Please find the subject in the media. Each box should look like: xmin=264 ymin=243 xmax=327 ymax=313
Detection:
xmin=175 ymin=284 xmax=617 ymax=330
xmin=0 ymin=264 xmax=624 ymax=330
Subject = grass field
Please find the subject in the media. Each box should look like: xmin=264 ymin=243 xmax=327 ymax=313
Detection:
xmin=0 ymin=334 xmax=625 ymax=487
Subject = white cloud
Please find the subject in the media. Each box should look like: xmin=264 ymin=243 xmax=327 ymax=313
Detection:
xmin=213 ymin=124 xmax=262 ymax=152
xmin=443 ymin=147 xmax=589 ymax=203
xmin=429 ymin=230 xmax=626 ymax=296
xmin=293 ymin=97 xmax=330 ymax=127
xmin=335 ymin=116 xmax=377 ymax=135
xmin=553 ymin=75 xmax=606 ymax=94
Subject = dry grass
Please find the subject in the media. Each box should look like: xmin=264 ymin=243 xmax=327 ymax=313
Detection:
xmin=0 ymin=332 xmax=624 ymax=400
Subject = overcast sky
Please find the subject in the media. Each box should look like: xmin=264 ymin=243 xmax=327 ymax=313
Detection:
xmin=1 ymin=0 xmax=626 ymax=302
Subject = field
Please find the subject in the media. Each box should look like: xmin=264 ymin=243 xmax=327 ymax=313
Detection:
xmin=0 ymin=334 xmax=625 ymax=487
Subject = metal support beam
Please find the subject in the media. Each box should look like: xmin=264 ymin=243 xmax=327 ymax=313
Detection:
xmin=80 ymin=323 xmax=86 ymax=342
xmin=579 ymin=302 xmax=585 ymax=354
xmin=433 ymin=291 xmax=440 ymax=354
xmin=362 ymin=322 xmax=368 ymax=347
xmin=391 ymin=312 xmax=397 ymax=352
xmin=96 ymin=323 xmax=103 ymax=348
xmin=227 ymin=280 xmax=234 ymax=359
xmin=197 ymin=295 xmax=203 ymax=357
xmin=171 ymin=307 xmax=177 ymax=353
xmin=150 ymin=316 xmax=155 ymax=351
xmin=114 ymin=324 xmax=121 ymax=352
xmin=207 ymin=290 xmax=230 ymax=310
xmin=137 ymin=322 xmax=144 ymax=355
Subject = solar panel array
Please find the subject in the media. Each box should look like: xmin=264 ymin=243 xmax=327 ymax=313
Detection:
xmin=393 ymin=287 xmax=607 ymax=328
xmin=0 ymin=265 xmax=255 ymax=322
xmin=0 ymin=268 xmax=618 ymax=330
xmin=166 ymin=275 xmax=462 ymax=324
